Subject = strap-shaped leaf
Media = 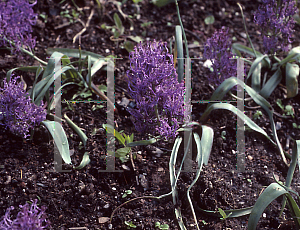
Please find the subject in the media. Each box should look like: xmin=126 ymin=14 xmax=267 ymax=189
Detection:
xmin=169 ymin=136 xmax=187 ymax=230
xmin=49 ymin=82 xmax=80 ymax=111
xmin=248 ymin=183 xmax=300 ymax=230
xmin=41 ymin=120 xmax=71 ymax=165
xmin=74 ymin=152 xmax=91 ymax=170
xmin=46 ymin=48 xmax=105 ymax=63
xmin=64 ymin=114 xmax=88 ymax=147
xmin=286 ymin=62 xmax=299 ymax=98
xmin=280 ymin=140 xmax=300 ymax=216
xmin=209 ymin=77 xmax=287 ymax=165
xmin=246 ymin=54 xmax=269 ymax=91
xmin=260 ymin=68 xmax=282 ymax=99
xmin=152 ymin=0 xmax=174 ymax=7
xmin=200 ymin=103 xmax=274 ymax=145
xmin=200 ymin=125 xmax=213 ymax=165
xmin=279 ymin=46 xmax=300 ymax=66
xmin=175 ymin=25 xmax=184 ymax=82
xmin=127 ymin=138 xmax=159 ymax=147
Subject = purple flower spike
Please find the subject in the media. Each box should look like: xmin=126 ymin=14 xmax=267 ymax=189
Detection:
xmin=0 ymin=0 xmax=37 ymax=53
xmin=127 ymin=41 xmax=189 ymax=139
xmin=0 ymin=76 xmax=46 ymax=138
xmin=0 ymin=199 xmax=50 ymax=230
xmin=254 ymin=0 xmax=297 ymax=54
xmin=203 ymin=27 xmax=237 ymax=86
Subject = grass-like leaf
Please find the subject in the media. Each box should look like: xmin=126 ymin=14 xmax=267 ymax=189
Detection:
xmin=248 ymin=182 xmax=300 ymax=230
xmin=175 ymin=25 xmax=184 ymax=82
xmin=285 ymin=62 xmax=299 ymax=98
xmin=46 ymin=48 xmax=105 ymax=63
xmin=41 ymin=120 xmax=71 ymax=165
xmin=64 ymin=114 xmax=88 ymax=147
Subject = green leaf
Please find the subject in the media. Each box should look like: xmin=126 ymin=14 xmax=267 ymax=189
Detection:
xmin=114 ymin=13 xmax=124 ymax=35
xmin=33 ymin=52 xmax=73 ymax=105
xmin=246 ymin=54 xmax=269 ymax=91
xmin=49 ymin=82 xmax=79 ymax=110
xmin=103 ymin=124 xmax=125 ymax=146
xmin=175 ymin=25 xmax=184 ymax=82
xmin=232 ymin=43 xmax=270 ymax=67
xmin=46 ymin=48 xmax=105 ymax=63
xmin=279 ymin=46 xmax=300 ymax=66
xmin=42 ymin=120 xmax=71 ymax=164
xmin=116 ymin=147 xmax=131 ymax=157
xmin=160 ymin=224 xmax=169 ymax=230
xmin=74 ymin=152 xmax=91 ymax=170
xmin=127 ymin=138 xmax=158 ymax=147
xmin=260 ymin=68 xmax=282 ymax=99
xmin=218 ymin=208 xmax=227 ymax=219
xmin=123 ymin=41 xmax=135 ymax=52
xmin=152 ymin=0 xmax=174 ymax=7
xmin=285 ymin=62 xmax=299 ymax=98
xmin=199 ymin=125 xmax=214 ymax=165
xmin=200 ymin=103 xmax=272 ymax=144
xmin=64 ymin=114 xmax=88 ymax=146
xmin=127 ymin=35 xmax=144 ymax=43
xmin=209 ymin=77 xmax=287 ymax=165
xmin=232 ymin=43 xmax=257 ymax=58
xmin=276 ymin=99 xmax=284 ymax=110
xmin=248 ymin=183 xmax=299 ymax=230
xmin=204 ymin=15 xmax=215 ymax=25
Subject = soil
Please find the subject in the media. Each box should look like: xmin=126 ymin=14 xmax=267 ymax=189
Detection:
xmin=1 ymin=0 xmax=300 ymax=229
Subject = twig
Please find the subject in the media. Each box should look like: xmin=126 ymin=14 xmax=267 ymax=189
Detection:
xmin=73 ymin=9 xmax=95 ymax=44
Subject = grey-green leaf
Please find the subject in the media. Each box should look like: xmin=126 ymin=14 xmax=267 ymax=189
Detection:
xmin=285 ymin=62 xmax=299 ymax=98
xmin=42 ymin=120 xmax=71 ymax=164
xmin=204 ymin=15 xmax=215 ymax=25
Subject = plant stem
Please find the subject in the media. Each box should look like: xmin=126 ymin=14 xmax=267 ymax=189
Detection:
xmin=3 ymin=37 xmax=48 ymax=66
xmin=237 ymin=3 xmax=257 ymax=58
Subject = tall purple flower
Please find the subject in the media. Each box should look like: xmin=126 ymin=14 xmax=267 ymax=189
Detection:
xmin=0 ymin=76 xmax=46 ymax=138
xmin=203 ymin=27 xmax=237 ymax=86
xmin=0 ymin=0 xmax=37 ymax=53
xmin=254 ymin=0 xmax=297 ymax=54
xmin=0 ymin=199 xmax=50 ymax=230
xmin=127 ymin=41 xmax=188 ymax=139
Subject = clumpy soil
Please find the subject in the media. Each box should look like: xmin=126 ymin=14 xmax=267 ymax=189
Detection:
xmin=1 ymin=0 xmax=300 ymax=229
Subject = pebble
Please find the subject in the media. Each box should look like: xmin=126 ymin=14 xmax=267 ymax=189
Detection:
xmin=247 ymin=155 xmax=253 ymax=160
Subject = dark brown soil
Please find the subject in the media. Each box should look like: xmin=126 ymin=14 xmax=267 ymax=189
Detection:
xmin=1 ymin=0 xmax=300 ymax=229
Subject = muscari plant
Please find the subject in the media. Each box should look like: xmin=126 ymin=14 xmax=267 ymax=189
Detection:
xmin=0 ymin=76 xmax=46 ymax=139
xmin=233 ymin=0 xmax=299 ymax=99
xmin=110 ymin=0 xmax=300 ymax=229
xmin=0 ymin=199 xmax=50 ymax=230
xmin=0 ymin=0 xmax=124 ymax=170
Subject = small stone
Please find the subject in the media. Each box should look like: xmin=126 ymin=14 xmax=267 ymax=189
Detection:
xmin=153 ymin=147 xmax=163 ymax=157
xmin=121 ymin=165 xmax=131 ymax=171
xmin=157 ymin=167 xmax=164 ymax=172
xmin=247 ymin=155 xmax=253 ymax=160
xmin=98 ymin=217 xmax=110 ymax=224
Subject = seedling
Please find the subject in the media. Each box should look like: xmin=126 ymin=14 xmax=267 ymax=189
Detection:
xmin=221 ymin=130 xmax=226 ymax=140
xmin=103 ymin=124 xmax=135 ymax=163
xmin=276 ymin=99 xmax=295 ymax=118
xmin=218 ymin=208 xmax=232 ymax=220
xmin=155 ymin=221 xmax=169 ymax=229
xmin=253 ymin=110 xmax=263 ymax=120
xmin=122 ymin=189 xmax=133 ymax=198
xmin=60 ymin=9 xmax=80 ymax=23
xmin=124 ymin=220 xmax=136 ymax=229
xmin=293 ymin=123 xmax=300 ymax=129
